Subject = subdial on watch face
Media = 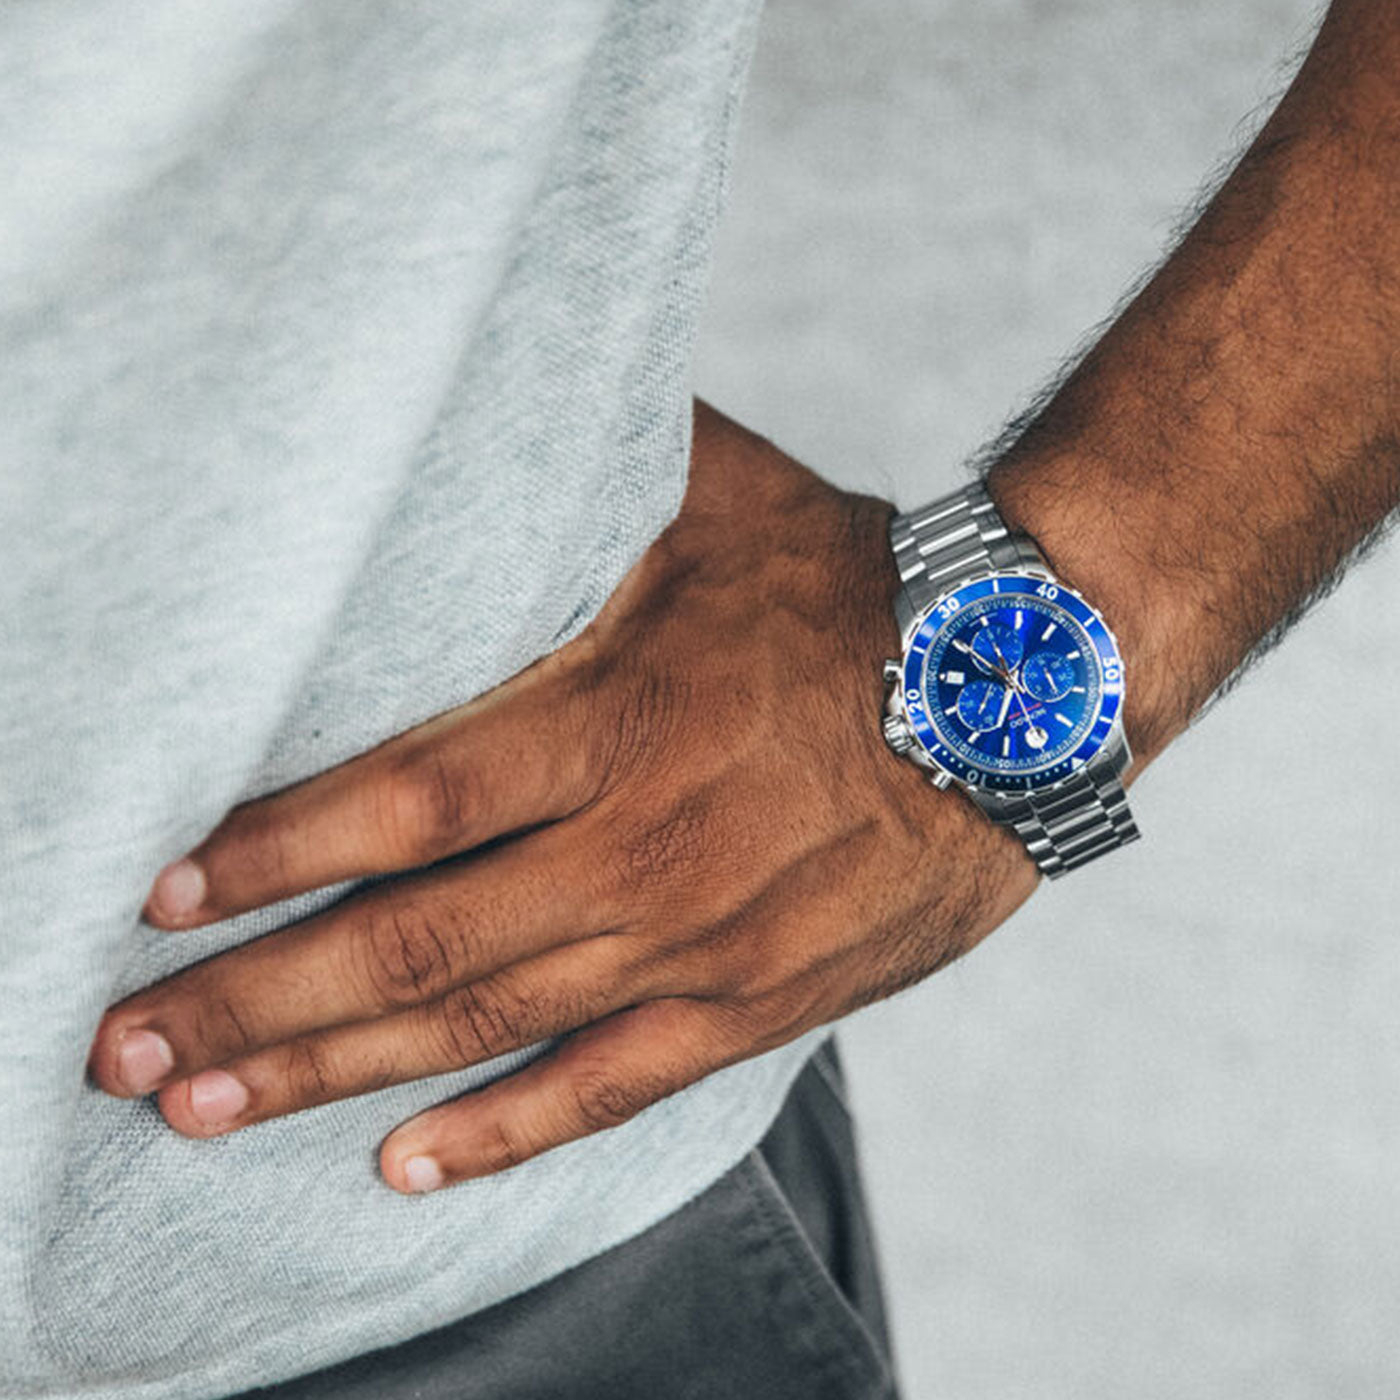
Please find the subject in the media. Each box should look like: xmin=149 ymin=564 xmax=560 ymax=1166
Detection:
xmin=956 ymin=679 xmax=1007 ymax=732
xmin=1021 ymin=649 xmax=1075 ymax=703
xmin=970 ymin=621 xmax=1023 ymax=674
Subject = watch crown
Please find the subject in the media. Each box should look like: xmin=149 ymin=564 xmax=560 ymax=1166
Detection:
xmin=882 ymin=713 xmax=916 ymax=755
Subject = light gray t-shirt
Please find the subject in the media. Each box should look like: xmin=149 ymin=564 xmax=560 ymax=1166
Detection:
xmin=0 ymin=4 xmax=827 ymax=1396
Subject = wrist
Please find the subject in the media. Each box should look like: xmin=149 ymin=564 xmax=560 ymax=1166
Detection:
xmin=981 ymin=8 xmax=1400 ymax=774
xmin=986 ymin=449 xmax=1202 ymax=773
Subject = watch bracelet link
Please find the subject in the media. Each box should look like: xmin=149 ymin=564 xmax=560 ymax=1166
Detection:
xmin=889 ymin=481 xmax=1140 ymax=879
xmin=999 ymin=764 xmax=1138 ymax=878
xmin=891 ymin=480 xmax=1043 ymax=618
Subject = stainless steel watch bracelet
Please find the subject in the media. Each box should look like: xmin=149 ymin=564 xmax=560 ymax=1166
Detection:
xmin=890 ymin=480 xmax=1048 ymax=632
xmin=1000 ymin=763 xmax=1139 ymax=878
xmin=889 ymin=481 xmax=1140 ymax=879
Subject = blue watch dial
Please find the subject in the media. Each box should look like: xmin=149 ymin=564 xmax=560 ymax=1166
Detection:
xmin=899 ymin=574 xmax=1124 ymax=793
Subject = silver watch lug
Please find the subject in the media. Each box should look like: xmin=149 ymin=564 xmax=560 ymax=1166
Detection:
xmin=964 ymin=783 xmax=1011 ymax=819
xmin=882 ymin=658 xmax=902 ymax=684
xmin=987 ymin=533 xmax=1049 ymax=574
xmin=1095 ymin=727 xmax=1134 ymax=781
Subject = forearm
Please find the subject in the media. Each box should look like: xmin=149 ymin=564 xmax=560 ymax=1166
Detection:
xmin=988 ymin=0 xmax=1400 ymax=766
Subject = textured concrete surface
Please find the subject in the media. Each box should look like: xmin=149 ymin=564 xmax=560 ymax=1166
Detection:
xmin=695 ymin=2 xmax=1400 ymax=1396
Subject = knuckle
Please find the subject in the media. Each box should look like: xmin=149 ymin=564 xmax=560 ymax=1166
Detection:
xmin=188 ymin=988 xmax=256 ymax=1060
xmin=611 ymin=793 xmax=717 ymax=894
xmin=700 ymin=981 xmax=811 ymax=1057
xmin=699 ymin=993 xmax=766 ymax=1046
xmin=279 ymin=1037 xmax=336 ymax=1104
xmin=435 ymin=980 xmax=527 ymax=1066
xmin=378 ymin=747 xmax=477 ymax=863
xmin=476 ymin=1117 xmax=531 ymax=1175
xmin=748 ymin=982 xmax=816 ymax=1045
xmin=361 ymin=903 xmax=459 ymax=1007
xmin=689 ymin=918 xmax=755 ymax=995
xmin=568 ymin=1069 xmax=649 ymax=1134
xmin=657 ymin=912 xmax=764 ymax=1000
xmin=227 ymin=806 xmax=296 ymax=887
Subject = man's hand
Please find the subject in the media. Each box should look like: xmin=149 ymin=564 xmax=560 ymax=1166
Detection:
xmin=88 ymin=403 xmax=1037 ymax=1193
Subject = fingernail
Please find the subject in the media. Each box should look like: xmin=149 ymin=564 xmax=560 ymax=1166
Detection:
xmin=149 ymin=858 xmax=206 ymax=923
xmin=187 ymin=1069 xmax=249 ymax=1126
xmin=116 ymin=1028 xmax=175 ymax=1095
xmin=402 ymin=1155 xmax=444 ymax=1193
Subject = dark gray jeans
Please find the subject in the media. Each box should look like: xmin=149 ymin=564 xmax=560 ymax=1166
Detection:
xmin=239 ymin=1039 xmax=902 ymax=1399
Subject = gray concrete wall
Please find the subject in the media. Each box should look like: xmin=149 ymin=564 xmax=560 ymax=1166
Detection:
xmin=695 ymin=2 xmax=1400 ymax=1395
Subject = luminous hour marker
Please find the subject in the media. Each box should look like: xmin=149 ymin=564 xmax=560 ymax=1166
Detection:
xmin=979 ymin=616 xmax=990 ymax=627
xmin=1070 ymin=685 xmax=1086 ymax=694
xmin=942 ymin=670 xmax=966 ymax=684
xmin=1055 ymin=713 xmax=1074 ymax=727
xmin=1014 ymin=610 xmax=1023 ymax=629
xmin=1001 ymin=735 xmax=1010 ymax=757
xmin=944 ymin=705 xmax=959 ymax=717
xmin=1041 ymin=622 xmax=1057 ymax=640
xmin=1065 ymin=649 xmax=1081 ymax=660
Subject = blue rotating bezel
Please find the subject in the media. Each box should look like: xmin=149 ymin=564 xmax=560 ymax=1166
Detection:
xmin=899 ymin=573 xmax=1125 ymax=793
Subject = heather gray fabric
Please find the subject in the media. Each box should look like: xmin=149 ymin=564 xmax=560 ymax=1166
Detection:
xmin=0 ymin=4 xmax=831 ymax=1396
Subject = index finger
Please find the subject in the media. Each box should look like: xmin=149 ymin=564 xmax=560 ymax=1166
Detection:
xmin=146 ymin=661 xmax=598 ymax=929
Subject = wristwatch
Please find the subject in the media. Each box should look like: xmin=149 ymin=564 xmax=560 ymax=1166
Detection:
xmin=881 ymin=481 xmax=1140 ymax=878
